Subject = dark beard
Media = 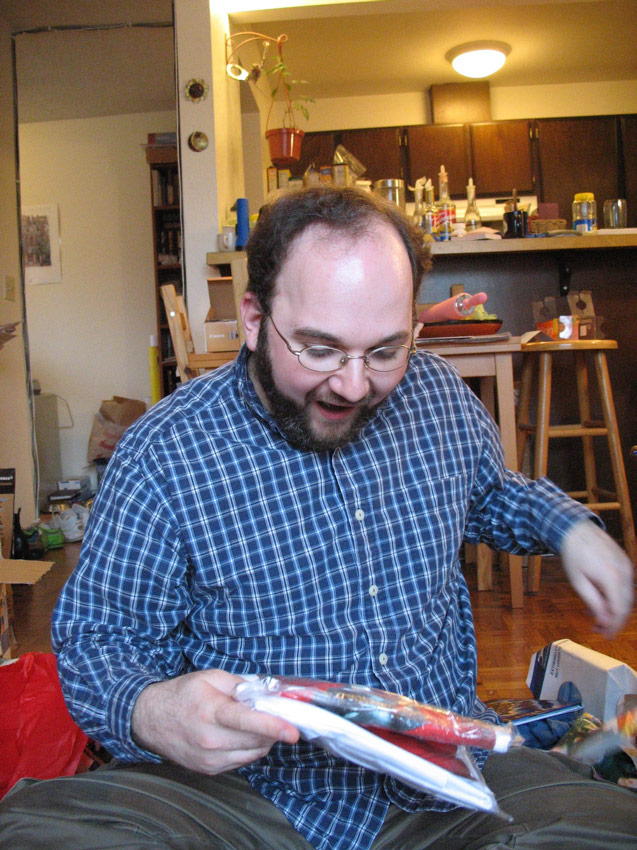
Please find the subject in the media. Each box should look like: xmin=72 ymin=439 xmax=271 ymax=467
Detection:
xmin=251 ymin=321 xmax=378 ymax=452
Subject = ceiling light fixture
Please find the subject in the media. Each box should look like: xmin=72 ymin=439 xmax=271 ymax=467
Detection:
xmin=445 ymin=41 xmax=511 ymax=78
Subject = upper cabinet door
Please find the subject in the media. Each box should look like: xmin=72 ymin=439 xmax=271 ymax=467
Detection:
xmin=470 ymin=120 xmax=534 ymax=196
xmin=620 ymin=116 xmax=637 ymax=228
xmin=406 ymin=124 xmax=470 ymax=196
xmin=339 ymin=127 xmax=404 ymax=185
xmin=290 ymin=131 xmax=335 ymax=177
xmin=536 ymin=116 xmax=620 ymax=221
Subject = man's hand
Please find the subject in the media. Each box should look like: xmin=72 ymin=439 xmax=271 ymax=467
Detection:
xmin=560 ymin=519 xmax=634 ymax=637
xmin=131 ymin=669 xmax=300 ymax=774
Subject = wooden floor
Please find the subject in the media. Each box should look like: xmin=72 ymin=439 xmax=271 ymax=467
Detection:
xmin=9 ymin=543 xmax=637 ymax=703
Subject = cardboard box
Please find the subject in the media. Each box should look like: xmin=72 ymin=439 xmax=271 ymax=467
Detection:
xmin=266 ymin=166 xmax=278 ymax=194
xmin=205 ymin=319 xmax=240 ymax=352
xmin=532 ymin=291 xmax=604 ymax=341
xmin=207 ymin=278 xmax=236 ymax=321
xmin=0 ymin=469 xmax=16 ymax=560
xmin=0 ymin=558 xmax=54 ymax=660
xmin=527 ymin=638 xmax=637 ymax=722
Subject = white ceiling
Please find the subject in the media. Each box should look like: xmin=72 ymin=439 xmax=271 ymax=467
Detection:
xmin=1 ymin=0 xmax=635 ymax=122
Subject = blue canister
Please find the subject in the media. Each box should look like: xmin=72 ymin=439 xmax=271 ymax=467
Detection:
xmin=236 ymin=198 xmax=249 ymax=248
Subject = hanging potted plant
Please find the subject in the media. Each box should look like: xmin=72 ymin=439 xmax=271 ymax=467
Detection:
xmin=263 ymin=35 xmax=313 ymax=167
xmin=225 ymin=32 xmax=313 ymax=167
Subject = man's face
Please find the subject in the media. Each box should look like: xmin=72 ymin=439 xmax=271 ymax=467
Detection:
xmin=245 ymin=221 xmax=415 ymax=452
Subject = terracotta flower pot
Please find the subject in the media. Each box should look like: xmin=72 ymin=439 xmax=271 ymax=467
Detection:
xmin=266 ymin=127 xmax=305 ymax=167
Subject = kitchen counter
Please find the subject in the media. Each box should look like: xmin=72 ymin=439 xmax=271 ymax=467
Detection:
xmin=423 ymin=231 xmax=637 ymax=527
xmin=429 ymin=231 xmax=637 ymax=256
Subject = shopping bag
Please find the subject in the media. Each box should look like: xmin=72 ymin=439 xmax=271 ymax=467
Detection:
xmin=0 ymin=652 xmax=89 ymax=798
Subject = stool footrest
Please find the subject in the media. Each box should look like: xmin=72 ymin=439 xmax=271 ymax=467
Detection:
xmin=567 ymin=494 xmax=621 ymax=511
xmin=548 ymin=425 xmax=608 ymax=438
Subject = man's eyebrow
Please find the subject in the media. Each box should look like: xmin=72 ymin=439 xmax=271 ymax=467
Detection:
xmin=293 ymin=326 xmax=412 ymax=347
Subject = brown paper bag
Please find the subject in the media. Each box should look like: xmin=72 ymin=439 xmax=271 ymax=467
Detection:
xmin=87 ymin=396 xmax=146 ymax=462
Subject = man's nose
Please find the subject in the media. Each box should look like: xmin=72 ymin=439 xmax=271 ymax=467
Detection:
xmin=328 ymin=357 xmax=370 ymax=402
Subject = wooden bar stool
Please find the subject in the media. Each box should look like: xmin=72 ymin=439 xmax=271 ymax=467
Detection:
xmin=517 ymin=339 xmax=636 ymax=592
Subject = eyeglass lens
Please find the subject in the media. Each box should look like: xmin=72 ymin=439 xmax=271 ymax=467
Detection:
xmin=298 ymin=345 xmax=410 ymax=372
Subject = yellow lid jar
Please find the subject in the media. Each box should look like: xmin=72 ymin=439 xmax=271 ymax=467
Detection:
xmin=572 ymin=192 xmax=597 ymax=233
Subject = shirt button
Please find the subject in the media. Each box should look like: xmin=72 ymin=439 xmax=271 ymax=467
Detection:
xmin=369 ymin=584 xmax=378 ymax=597
xmin=355 ymin=509 xmax=365 ymax=521
xmin=378 ymin=653 xmax=388 ymax=666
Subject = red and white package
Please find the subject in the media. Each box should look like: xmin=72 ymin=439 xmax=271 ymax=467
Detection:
xmin=235 ymin=675 xmax=518 ymax=817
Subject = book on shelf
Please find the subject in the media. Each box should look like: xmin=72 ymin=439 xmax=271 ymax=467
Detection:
xmin=147 ymin=132 xmax=177 ymax=146
xmin=151 ymin=167 xmax=180 ymax=207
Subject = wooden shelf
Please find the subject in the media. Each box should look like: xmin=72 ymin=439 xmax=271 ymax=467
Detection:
xmin=206 ymin=250 xmax=246 ymax=266
xmin=429 ymin=231 xmax=637 ymax=256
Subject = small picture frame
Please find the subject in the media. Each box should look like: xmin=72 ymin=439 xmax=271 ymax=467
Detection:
xmin=21 ymin=204 xmax=62 ymax=285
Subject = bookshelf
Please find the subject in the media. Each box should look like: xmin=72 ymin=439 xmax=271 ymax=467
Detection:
xmin=146 ymin=144 xmax=182 ymax=397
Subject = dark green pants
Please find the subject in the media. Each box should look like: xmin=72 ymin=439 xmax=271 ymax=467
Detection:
xmin=0 ymin=749 xmax=635 ymax=849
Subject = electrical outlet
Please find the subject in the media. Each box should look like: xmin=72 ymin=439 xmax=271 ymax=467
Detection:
xmin=4 ymin=275 xmax=16 ymax=302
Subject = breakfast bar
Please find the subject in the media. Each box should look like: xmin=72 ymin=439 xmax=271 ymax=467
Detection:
xmin=419 ymin=231 xmax=637 ymax=529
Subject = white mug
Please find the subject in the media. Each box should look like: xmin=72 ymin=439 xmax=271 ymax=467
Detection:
xmin=217 ymin=229 xmax=236 ymax=251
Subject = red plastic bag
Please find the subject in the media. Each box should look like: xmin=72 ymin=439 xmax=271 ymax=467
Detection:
xmin=0 ymin=652 xmax=89 ymax=798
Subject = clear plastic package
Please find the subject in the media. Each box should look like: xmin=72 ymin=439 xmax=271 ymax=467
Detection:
xmin=235 ymin=675 xmax=519 ymax=817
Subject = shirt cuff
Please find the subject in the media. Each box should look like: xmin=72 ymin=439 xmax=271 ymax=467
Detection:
xmin=534 ymin=476 xmax=604 ymax=553
xmin=107 ymin=672 xmax=165 ymax=763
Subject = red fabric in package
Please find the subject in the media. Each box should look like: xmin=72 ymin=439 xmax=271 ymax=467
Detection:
xmin=0 ymin=652 xmax=89 ymax=798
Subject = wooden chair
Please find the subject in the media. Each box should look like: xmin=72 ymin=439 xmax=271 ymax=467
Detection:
xmin=160 ymin=284 xmax=235 ymax=382
xmin=517 ymin=338 xmax=636 ymax=591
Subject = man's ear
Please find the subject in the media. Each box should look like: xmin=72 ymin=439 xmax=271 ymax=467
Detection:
xmin=240 ymin=291 xmax=264 ymax=352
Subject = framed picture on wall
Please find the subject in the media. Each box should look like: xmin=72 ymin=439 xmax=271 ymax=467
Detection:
xmin=21 ymin=204 xmax=62 ymax=285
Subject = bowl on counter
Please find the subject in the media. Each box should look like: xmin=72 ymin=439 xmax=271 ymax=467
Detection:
xmin=417 ymin=319 xmax=503 ymax=339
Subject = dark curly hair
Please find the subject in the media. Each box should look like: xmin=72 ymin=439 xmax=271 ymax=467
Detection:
xmin=245 ymin=185 xmax=431 ymax=316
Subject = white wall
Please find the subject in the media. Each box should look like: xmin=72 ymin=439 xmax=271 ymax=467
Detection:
xmin=301 ymin=79 xmax=637 ymax=132
xmin=20 ymin=110 xmax=175 ymax=490
xmin=173 ymin=0 xmax=248 ymax=352
xmin=0 ymin=16 xmax=38 ymax=525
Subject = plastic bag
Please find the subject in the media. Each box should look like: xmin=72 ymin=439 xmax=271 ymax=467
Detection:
xmin=553 ymin=694 xmax=637 ymax=788
xmin=0 ymin=652 xmax=89 ymax=798
xmin=235 ymin=675 xmax=518 ymax=817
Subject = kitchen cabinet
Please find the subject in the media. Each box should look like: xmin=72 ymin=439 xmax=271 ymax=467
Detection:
xmin=535 ymin=116 xmax=620 ymax=223
xmin=405 ymin=124 xmax=470 ymax=196
xmin=291 ymin=128 xmax=404 ymax=185
xmin=290 ymin=130 xmax=335 ymax=178
xmin=470 ymin=120 xmax=534 ymax=195
xmin=620 ymin=116 xmax=637 ymax=227
xmin=292 ymin=114 xmax=634 ymax=217
xmin=339 ymin=127 xmax=404 ymax=184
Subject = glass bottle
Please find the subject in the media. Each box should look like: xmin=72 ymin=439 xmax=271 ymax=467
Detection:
xmin=422 ymin=180 xmax=438 ymax=236
xmin=464 ymin=178 xmax=482 ymax=231
xmin=11 ymin=508 xmax=28 ymax=559
xmin=434 ymin=165 xmax=456 ymax=241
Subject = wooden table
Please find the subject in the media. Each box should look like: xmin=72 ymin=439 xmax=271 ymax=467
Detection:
xmin=419 ymin=336 xmax=524 ymax=608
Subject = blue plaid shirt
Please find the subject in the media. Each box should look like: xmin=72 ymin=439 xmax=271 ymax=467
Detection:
xmin=53 ymin=346 xmax=592 ymax=850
